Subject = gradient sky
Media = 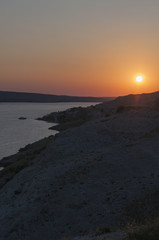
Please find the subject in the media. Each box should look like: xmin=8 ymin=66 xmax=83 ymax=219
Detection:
xmin=0 ymin=0 xmax=159 ymax=96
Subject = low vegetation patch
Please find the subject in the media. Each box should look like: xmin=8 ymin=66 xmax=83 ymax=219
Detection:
xmin=125 ymin=190 xmax=159 ymax=223
xmin=3 ymin=158 xmax=28 ymax=175
xmin=0 ymin=136 xmax=54 ymax=189
xmin=124 ymin=190 xmax=159 ymax=240
xmin=116 ymin=106 xmax=144 ymax=114
xmin=125 ymin=220 xmax=159 ymax=240
xmin=0 ymin=158 xmax=29 ymax=189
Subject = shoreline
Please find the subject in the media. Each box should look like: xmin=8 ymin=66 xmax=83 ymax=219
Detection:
xmin=0 ymin=102 xmax=99 ymax=162
xmin=0 ymin=103 xmax=94 ymax=187
xmin=0 ymin=135 xmax=55 ymax=189
xmin=0 ymin=103 xmax=98 ymax=188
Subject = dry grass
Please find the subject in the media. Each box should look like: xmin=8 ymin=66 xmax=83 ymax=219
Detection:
xmin=125 ymin=219 xmax=159 ymax=240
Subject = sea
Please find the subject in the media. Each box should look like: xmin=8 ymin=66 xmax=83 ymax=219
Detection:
xmin=0 ymin=102 xmax=97 ymax=160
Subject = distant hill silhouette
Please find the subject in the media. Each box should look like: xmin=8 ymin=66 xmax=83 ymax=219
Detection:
xmin=114 ymin=91 xmax=159 ymax=107
xmin=0 ymin=91 xmax=115 ymax=103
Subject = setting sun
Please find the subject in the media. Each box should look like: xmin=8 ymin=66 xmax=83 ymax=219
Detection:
xmin=136 ymin=76 xmax=143 ymax=83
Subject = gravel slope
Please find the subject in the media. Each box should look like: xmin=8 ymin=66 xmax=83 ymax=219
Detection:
xmin=0 ymin=98 xmax=159 ymax=239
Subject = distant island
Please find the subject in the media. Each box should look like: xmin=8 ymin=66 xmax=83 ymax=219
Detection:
xmin=0 ymin=91 xmax=115 ymax=103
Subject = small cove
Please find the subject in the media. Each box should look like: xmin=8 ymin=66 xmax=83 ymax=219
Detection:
xmin=0 ymin=102 xmax=97 ymax=160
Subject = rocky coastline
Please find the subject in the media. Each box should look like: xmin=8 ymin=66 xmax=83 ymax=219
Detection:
xmin=0 ymin=92 xmax=159 ymax=239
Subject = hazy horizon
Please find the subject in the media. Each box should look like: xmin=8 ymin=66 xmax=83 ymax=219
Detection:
xmin=1 ymin=0 xmax=159 ymax=97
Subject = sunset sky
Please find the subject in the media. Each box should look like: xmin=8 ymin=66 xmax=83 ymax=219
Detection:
xmin=0 ymin=0 xmax=159 ymax=97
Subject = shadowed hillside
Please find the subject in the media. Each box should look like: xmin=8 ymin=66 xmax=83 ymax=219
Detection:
xmin=1 ymin=91 xmax=159 ymax=239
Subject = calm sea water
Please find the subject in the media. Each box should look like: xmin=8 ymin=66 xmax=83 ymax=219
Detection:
xmin=0 ymin=102 xmax=97 ymax=160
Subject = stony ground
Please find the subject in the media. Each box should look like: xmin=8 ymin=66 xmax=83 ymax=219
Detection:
xmin=0 ymin=102 xmax=159 ymax=239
